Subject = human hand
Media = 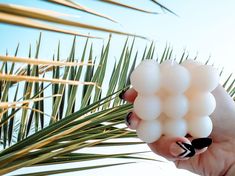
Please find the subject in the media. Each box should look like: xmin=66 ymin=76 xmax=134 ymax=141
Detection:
xmin=120 ymin=85 xmax=235 ymax=176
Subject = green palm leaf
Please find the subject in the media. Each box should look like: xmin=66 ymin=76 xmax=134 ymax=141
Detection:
xmin=0 ymin=38 xmax=234 ymax=175
xmin=45 ymin=0 xmax=117 ymax=22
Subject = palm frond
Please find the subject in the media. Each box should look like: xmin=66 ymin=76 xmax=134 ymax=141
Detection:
xmin=0 ymin=1 xmax=175 ymax=38
xmin=0 ymin=3 xmax=146 ymax=39
xmin=0 ymin=38 xmax=234 ymax=176
xmin=45 ymin=0 xmax=117 ymax=22
xmin=150 ymin=0 xmax=178 ymax=16
xmin=0 ymin=12 xmax=98 ymax=38
xmin=0 ymin=35 xmax=137 ymax=174
xmin=97 ymin=0 xmax=159 ymax=14
xmin=0 ymin=55 xmax=93 ymax=67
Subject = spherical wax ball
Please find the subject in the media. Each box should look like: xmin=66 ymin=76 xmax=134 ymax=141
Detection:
xmin=189 ymin=92 xmax=216 ymax=116
xmin=130 ymin=60 xmax=160 ymax=95
xmin=191 ymin=65 xmax=219 ymax=92
xmin=181 ymin=59 xmax=200 ymax=71
xmin=163 ymin=118 xmax=187 ymax=137
xmin=187 ymin=116 xmax=213 ymax=138
xmin=134 ymin=95 xmax=161 ymax=121
xmin=160 ymin=60 xmax=176 ymax=70
xmin=161 ymin=64 xmax=190 ymax=94
xmin=163 ymin=95 xmax=189 ymax=119
xmin=136 ymin=120 xmax=162 ymax=143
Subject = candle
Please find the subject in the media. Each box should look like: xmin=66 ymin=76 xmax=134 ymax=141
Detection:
xmin=130 ymin=59 xmax=219 ymax=143
xmin=130 ymin=60 xmax=161 ymax=95
xmin=134 ymin=95 xmax=161 ymax=121
xmin=189 ymin=92 xmax=216 ymax=116
xmin=181 ymin=59 xmax=200 ymax=70
xmin=136 ymin=120 xmax=162 ymax=143
xmin=187 ymin=116 xmax=213 ymax=138
xmin=163 ymin=94 xmax=189 ymax=119
xmin=160 ymin=59 xmax=177 ymax=70
xmin=191 ymin=65 xmax=219 ymax=92
xmin=160 ymin=62 xmax=190 ymax=94
xmin=163 ymin=118 xmax=187 ymax=137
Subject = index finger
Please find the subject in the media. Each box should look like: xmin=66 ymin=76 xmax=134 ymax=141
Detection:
xmin=119 ymin=88 xmax=138 ymax=103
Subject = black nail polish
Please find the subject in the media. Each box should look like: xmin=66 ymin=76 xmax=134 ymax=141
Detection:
xmin=119 ymin=89 xmax=127 ymax=100
xmin=192 ymin=138 xmax=212 ymax=150
xmin=185 ymin=134 xmax=192 ymax=138
xmin=125 ymin=112 xmax=132 ymax=126
xmin=176 ymin=142 xmax=195 ymax=158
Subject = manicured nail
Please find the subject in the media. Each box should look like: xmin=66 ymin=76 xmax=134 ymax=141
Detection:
xmin=185 ymin=134 xmax=192 ymax=138
xmin=119 ymin=89 xmax=127 ymax=100
xmin=170 ymin=142 xmax=195 ymax=158
xmin=191 ymin=138 xmax=212 ymax=150
xmin=125 ymin=112 xmax=132 ymax=126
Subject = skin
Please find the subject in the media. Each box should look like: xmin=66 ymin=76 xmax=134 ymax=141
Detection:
xmin=122 ymin=85 xmax=235 ymax=176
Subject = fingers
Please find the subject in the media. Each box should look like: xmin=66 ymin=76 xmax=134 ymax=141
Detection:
xmin=124 ymin=111 xmax=212 ymax=160
xmin=148 ymin=137 xmax=212 ymax=161
xmin=124 ymin=112 xmax=141 ymax=130
xmin=119 ymin=88 xmax=137 ymax=103
xmin=125 ymin=112 xmax=212 ymax=159
xmin=124 ymin=112 xmax=196 ymax=160
xmin=148 ymin=136 xmax=194 ymax=161
xmin=121 ymin=88 xmax=213 ymax=161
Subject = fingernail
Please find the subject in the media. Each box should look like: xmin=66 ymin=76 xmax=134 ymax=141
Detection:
xmin=125 ymin=112 xmax=132 ymax=126
xmin=192 ymin=138 xmax=212 ymax=150
xmin=119 ymin=89 xmax=127 ymax=100
xmin=185 ymin=134 xmax=192 ymax=138
xmin=170 ymin=142 xmax=195 ymax=158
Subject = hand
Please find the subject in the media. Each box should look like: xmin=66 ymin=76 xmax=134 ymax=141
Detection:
xmin=120 ymin=85 xmax=235 ymax=176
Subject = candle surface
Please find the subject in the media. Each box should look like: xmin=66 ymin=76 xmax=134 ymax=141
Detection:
xmin=163 ymin=118 xmax=187 ymax=137
xmin=136 ymin=120 xmax=162 ymax=143
xmin=130 ymin=60 xmax=160 ymax=95
xmin=163 ymin=94 xmax=189 ymax=119
xmin=161 ymin=64 xmax=190 ymax=94
xmin=189 ymin=92 xmax=216 ymax=116
xmin=181 ymin=59 xmax=200 ymax=70
xmin=187 ymin=116 xmax=213 ymax=138
xmin=191 ymin=65 xmax=219 ymax=92
xmin=134 ymin=95 xmax=161 ymax=121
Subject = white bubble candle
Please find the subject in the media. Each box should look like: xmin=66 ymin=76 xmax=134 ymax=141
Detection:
xmin=130 ymin=59 xmax=219 ymax=143
xmin=130 ymin=60 xmax=161 ymax=95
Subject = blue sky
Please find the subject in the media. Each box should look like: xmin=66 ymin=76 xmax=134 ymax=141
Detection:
xmin=1 ymin=0 xmax=235 ymax=175
xmin=0 ymin=0 xmax=234 ymax=75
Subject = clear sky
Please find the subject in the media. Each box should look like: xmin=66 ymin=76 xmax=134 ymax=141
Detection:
xmin=1 ymin=0 xmax=235 ymax=175
xmin=0 ymin=0 xmax=234 ymax=77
